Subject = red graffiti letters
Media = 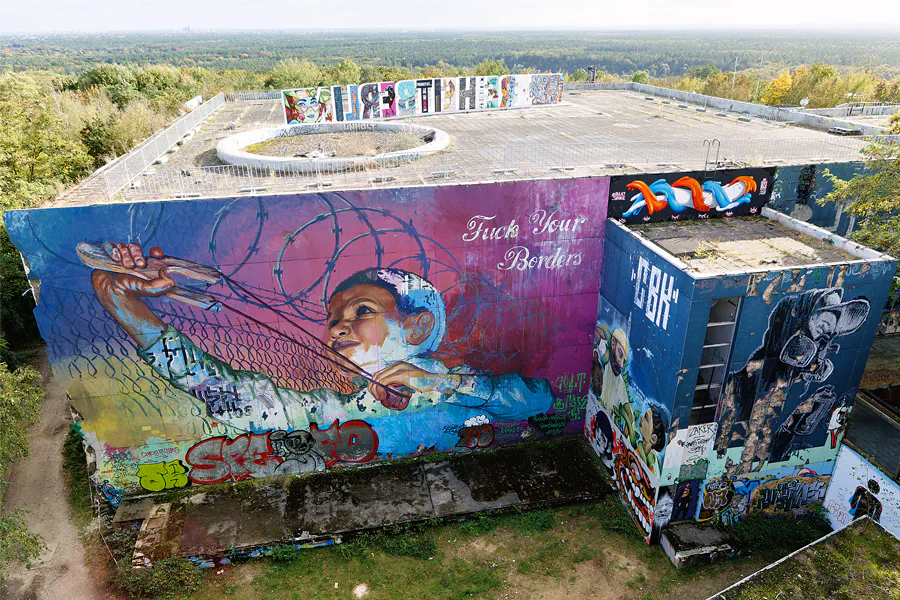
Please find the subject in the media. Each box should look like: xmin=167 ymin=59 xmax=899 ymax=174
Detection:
xmin=184 ymin=420 xmax=378 ymax=484
xmin=455 ymin=424 xmax=495 ymax=449
xmin=309 ymin=420 xmax=379 ymax=468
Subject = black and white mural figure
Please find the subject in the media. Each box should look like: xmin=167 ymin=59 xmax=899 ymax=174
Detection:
xmin=770 ymin=385 xmax=851 ymax=462
xmin=715 ymin=287 xmax=870 ymax=474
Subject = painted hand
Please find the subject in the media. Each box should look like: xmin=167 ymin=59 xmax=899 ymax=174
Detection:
xmin=368 ymin=362 xmax=459 ymax=411
xmin=91 ymin=242 xmax=177 ymax=299
xmin=90 ymin=242 xmax=175 ymax=349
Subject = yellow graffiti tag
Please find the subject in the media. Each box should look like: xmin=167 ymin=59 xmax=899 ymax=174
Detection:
xmin=136 ymin=459 xmax=189 ymax=492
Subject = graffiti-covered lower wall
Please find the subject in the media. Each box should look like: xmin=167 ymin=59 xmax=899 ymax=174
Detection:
xmin=4 ymin=178 xmax=607 ymax=502
xmin=282 ymin=73 xmax=564 ymax=125
xmin=584 ymin=220 xmax=696 ymax=543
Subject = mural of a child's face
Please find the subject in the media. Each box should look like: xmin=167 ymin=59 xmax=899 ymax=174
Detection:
xmin=326 ymin=283 xmax=433 ymax=374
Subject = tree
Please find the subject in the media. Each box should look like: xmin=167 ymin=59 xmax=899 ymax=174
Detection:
xmin=0 ymin=362 xmax=45 ymax=578
xmin=570 ymin=68 xmax=589 ymax=82
xmin=888 ymin=113 xmax=900 ymax=135
xmin=762 ymin=71 xmax=793 ymax=105
xmin=265 ymin=59 xmax=322 ymax=89
xmin=631 ymin=71 xmax=650 ymax=84
xmin=474 ymin=59 xmax=507 ymax=76
xmin=822 ymin=141 xmax=900 ymax=289
xmin=327 ymin=60 xmax=361 ymax=85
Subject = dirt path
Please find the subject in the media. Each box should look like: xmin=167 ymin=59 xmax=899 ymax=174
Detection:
xmin=1 ymin=352 xmax=107 ymax=600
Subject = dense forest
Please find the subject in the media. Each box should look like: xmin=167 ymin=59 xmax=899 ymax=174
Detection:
xmin=3 ymin=29 xmax=900 ymax=78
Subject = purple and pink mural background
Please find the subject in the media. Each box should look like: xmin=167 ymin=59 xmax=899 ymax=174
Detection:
xmin=4 ymin=179 xmax=608 ymax=500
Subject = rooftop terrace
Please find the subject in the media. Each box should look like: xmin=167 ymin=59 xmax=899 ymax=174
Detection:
xmin=630 ymin=216 xmax=857 ymax=275
xmin=57 ymin=89 xmax=871 ymax=206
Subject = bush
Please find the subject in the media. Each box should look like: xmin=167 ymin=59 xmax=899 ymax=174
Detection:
xmin=732 ymin=511 xmax=833 ymax=558
xmin=62 ymin=426 xmax=93 ymax=527
xmin=112 ymin=557 xmax=205 ymax=600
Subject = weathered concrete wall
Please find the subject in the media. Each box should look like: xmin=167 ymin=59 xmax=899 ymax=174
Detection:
xmin=4 ymin=178 xmax=608 ymax=503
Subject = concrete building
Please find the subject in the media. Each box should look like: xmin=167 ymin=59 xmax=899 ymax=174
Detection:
xmin=4 ymin=81 xmax=896 ymax=547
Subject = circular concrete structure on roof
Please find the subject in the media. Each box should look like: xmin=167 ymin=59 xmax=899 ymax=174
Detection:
xmin=216 ymin=121 xmax=450 ymax=173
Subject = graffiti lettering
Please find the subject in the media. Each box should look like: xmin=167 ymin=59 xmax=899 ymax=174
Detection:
xmin=528 ymin=413 xmax=568 ymax=437
xmin=554 ymin=372 xmax=587 ymax=395
xmin=309 ymin=419 xmax=379 ymax=467
xmin=632 ymin=256 xmax=679 ymax=330
xmin=137 ymin=460 xmax=190 ymax=492
xmin=455 ymin=424 xmax=494 ymax=449
xmin=751 ymin=476 xmax=828 ymax=515
xmin=461 ymin=215 xmax=519 ymax=242
xmin=185 ymin=421 xmax=379 ymax=484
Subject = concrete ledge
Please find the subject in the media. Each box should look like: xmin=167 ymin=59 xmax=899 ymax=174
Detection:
xmin=118 ymin=437 xmax=611 ymax=568
xmin=661 ymin=521 xmax=742 ymax=569
xmin=216 ymin=121 xmax=450 ymax=173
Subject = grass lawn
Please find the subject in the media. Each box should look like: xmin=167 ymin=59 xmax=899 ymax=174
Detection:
xmin=718 ymin=518 xmax=900 ymax=600
xmin=186 ymin=498 xmax=766 ymax=600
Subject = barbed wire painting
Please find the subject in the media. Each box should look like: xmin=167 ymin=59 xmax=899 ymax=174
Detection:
xmin=4 ymin=178 xmax=608 ymax=495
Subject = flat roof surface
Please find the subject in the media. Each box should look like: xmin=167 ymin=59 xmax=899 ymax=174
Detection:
xmin=629 ymin=216 xmax=856 ymax=274
xmin=56 ymin=90 xmax=868 ymax=206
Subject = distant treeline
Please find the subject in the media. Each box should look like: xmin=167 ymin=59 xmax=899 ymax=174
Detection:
xmin=3 ymin=30 xmax=900 ymax=79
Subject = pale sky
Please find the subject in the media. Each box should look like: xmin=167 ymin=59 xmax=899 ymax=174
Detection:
xmin=2 ymin=0 xmax=900 ymax=32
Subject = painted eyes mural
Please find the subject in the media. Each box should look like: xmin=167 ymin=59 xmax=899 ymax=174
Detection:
xmin=4 ymin=179 xmax=606 ymax=503
xmin=281 ymin=73 xmax=564 ymax=125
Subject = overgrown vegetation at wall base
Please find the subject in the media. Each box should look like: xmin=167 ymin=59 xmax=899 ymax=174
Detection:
xmin=732 ymin=511 xmax=834 ymax=559
xmin=112 ymin=556 xmax=205 ymax=600
xmin=0 ymin=363 xmax=46 ymax=577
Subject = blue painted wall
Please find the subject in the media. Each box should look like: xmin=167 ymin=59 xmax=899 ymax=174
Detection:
xmin=770 ymin=162 xmax=865 ymax=237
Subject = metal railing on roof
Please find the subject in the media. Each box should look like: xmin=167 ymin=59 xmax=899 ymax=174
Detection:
xmin=101 ymin=93 xmax=226 ymax=199
xmin=98 ymin=135 xmax=880 ymax=203
xmin=224 ymin=90 xmax=283 ymax=102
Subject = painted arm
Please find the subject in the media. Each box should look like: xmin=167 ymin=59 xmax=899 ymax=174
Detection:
xmin=443 ymin=371 xmax=555 ymax=422
xmin=91 ymin=242 xmax=319 ymax=432
xmin=365 ymin=362 xmax=553 ymax=421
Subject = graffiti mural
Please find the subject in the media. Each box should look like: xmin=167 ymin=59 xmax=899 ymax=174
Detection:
xmin=608 ymin=168 xmax=774 ymax=224
xmin=587 ymin=297 xmax=670 ymax=477
xmin=283 ymin=87 xmax=334 ymax=125
xmin=715 ymin=287 xmax=871 ymax=475
xmin=282 ymin=73 xmax=564 ymax=124
xmin=671 ymin=480 xmax=701 ymax=522
xmin=824 ymin=446 xmax=900 ymax=538
xmin=660 ymin=423 xmax=717 ymax=485
xmin=585 ymin=292 xmax=677 ymax=543
xmin=5 ymin=178 xmax=607 ymax=498
xmin=613 ymin=437 xmax=657 ymax=539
